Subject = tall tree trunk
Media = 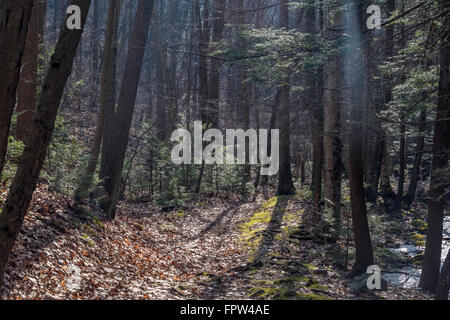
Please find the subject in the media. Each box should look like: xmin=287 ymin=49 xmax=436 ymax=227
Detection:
xmin=261 ymin=95 xmax=277 ymax=186
xmin=347 ymin=0 xmax=374 ymax=274
xmin=194 ymin=0 xmax=210 ymax=194
xmin=154 ymin=6 xmax=177 ymax=137
xmin=90 ymin=0 xmax=100 ymax=110
xmin=0 ymin=0 xmax=91 ymax=288
xmin=0 ymin=0 xmax=34 ymax=177
xmin=324 ymin=1 xmax=344 ymax=223
xmin=208 ymin=0 xmax=226 ymax=128
xmin=102 ymin=0 xmax=155 ymax=219
xmin=304 ymin=0 xmax=322 ymax=207
xmin=436 ymin=250 xmax=450 ymax=300
xmin=379 ymin=0 xmax=396 ymax=209
xmin=16 ymin=0 xmax=41 ymax=142
xmin=420 ymin=0 xmax=450 ymax=292
xmin=100 ymin=0 xmax=122 ymax=181
xmin=404 ymin=107 xmax=427 ymax=208
xmin=75 ymin=0 xmax=121 ymax=202
xmin=396 ymin=113 xmax=407 ymax=209
xmin=276 ymin=0 xmax=295 ymax=196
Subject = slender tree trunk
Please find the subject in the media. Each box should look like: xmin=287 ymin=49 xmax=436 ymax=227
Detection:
xmin=100 ymin=0 xmax=121 ymax=181
xmin=75 ymin=0 xmax=121 ymax=202
xmin=347 ymin=0 xmax=374 ymax=274
xmin=396 ymin=113 xmax=407 ymax=208
xmin=194 ymin=0 xmax=210 ymax=194
xmin=90 ymin=0 xmax=100 ymax=110
xmin=261 ymin=96 xmax=277 ymax=186
xmin=154 ymin=8 xmax=177 ymax=136
xmin=208 ymin=0 xmax=226 ymax=128
xmin=0 ymin=0 xmax=91 ymax=288
xmin=102 ymin=0 xmax=155 ymax=219
xmin=366 ymin=133 xmax=384 ymax=203
xmin=0 ymin=0 xmax=34 ymax=177
xmin=276 ymin=0 xmax=295 ymax=196
xmin=420 ymin=0 xmax=450 ymax=292
xmin=379 ymin=0 xmax=396 ymax=208
xmin=324 ymin=1 xmax=344 ymax=222
xmin=436 ymin=250 xmax=450 ymax=300
xmin=300 ymin=153 xmax=306 ymax=184
xmin=16 ymin=0 xmax=41 ymax=142
xmin=304 ymin=0 xmax=322 ymax=207
xmin=404 ymin=107 xmax=427 ymax=208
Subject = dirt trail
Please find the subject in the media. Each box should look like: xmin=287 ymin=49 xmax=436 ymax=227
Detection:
xmin=1 ymin=186 xmax=433 ymax=300
xmin=1 ymin=188 xmax=263 ymax=299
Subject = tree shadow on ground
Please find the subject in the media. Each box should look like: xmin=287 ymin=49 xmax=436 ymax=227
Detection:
xmin=254 ymin=196 xmax=289 ymax=262
xmin=193 ymin=206 xmax=237 ymax=240
xmin=193 ymin=196 xmax=291 ymax=299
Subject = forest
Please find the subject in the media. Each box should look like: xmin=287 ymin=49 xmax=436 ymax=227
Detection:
xmin=0 ymin=0 xmax=449 ymax=301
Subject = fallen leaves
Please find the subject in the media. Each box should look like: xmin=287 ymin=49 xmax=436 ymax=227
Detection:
xmin=0 ymin=185 xmax=258 ymax=300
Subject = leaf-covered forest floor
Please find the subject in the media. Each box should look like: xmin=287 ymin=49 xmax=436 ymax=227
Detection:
xmin=0 ymin=183 xmax=437 ymax=300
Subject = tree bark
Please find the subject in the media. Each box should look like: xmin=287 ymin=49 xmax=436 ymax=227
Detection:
xmin=208 ymin=0 xmax=226 ymax=129
xmin=16 ymin=0 xmax=41 ymax=142
xmin=0 ymin=0 xmax=91 ymax=288
xmin=347 ymin=0 xmax=374 ymax=274
xmin=0 ymin=0 xmax=34 ymax=177
xmin=304 ymin=0 xmax=322 ymax=207
xmin=324 ymin=1 xmax=344 ymax=222
xmin=404 ymin=107 xmax=427 ymax=208
xmin=379 ymin=0 xmax=396 ymax=209
xmin=396 ymin=114 xmax=407 ymax=209
xmin=420 ymin=0 xmax=450 ymax=292
xmin=75 ymin=0 xmax=121 ymax=202
xmin=102 ymin=0 xmax=155 ymax=219
xmin=276 ymin=0 xmax=295 ymax=196
xmin=436 ymin=250 xmax=450 ymax=300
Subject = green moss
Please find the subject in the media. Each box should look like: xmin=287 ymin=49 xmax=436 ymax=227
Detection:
xmin=409 ymin=253 xmax=424 ymax=265
xmin=284 ymin=212 xmax=301 ymax=224
xmin=169 ymin=211 xmax=185 ymax=219
xmin=310 ymin=283 xmax=328 ymax=291
xmin=297 ymin=293 xmax=332 ymax=300
xmin=410 ymin=232 xmax=425 ymax=246
xmin=241 ymin=210 xmax=272 ymax=231
xmin=158 ymin=223 xmax=176 ymax=232
xmin=374 ymin=246 xmax=406 ymax=267
xmin=261 ymin=196 xmax=278 ymax=210
xmin=302 ymin=263 xmax=317 ymax=271
xmin=273 ymin=275 xmax=309 ymax=285
xmin=248 ymin=287 xmax=330 ymax=300
xmin=412 ymin=219 xmax=428 ymax=233
xmin=239 ymin=197 xmax=281 ymax=257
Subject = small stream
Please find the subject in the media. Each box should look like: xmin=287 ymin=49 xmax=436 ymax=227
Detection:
xmin=384 ymin=217 xmax=450 ymax=294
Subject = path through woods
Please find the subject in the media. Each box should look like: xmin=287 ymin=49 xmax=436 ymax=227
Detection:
xmin=1 ymin=185 xmax=433 ymax=300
